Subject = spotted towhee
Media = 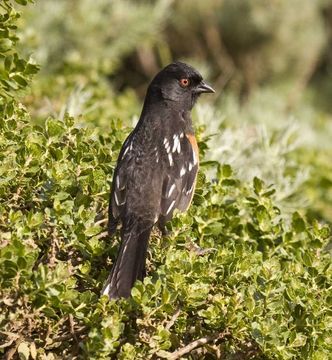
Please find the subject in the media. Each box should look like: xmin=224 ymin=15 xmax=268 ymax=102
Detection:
xmin=102 ymin=62 xmax=215 ymax=299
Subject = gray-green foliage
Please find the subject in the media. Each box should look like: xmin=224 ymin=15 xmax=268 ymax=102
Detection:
xmin=20 ymin=0 xmax=328 ymax=98
xmin=199 ymin=87 xmax=332 ymax=224
xmin=218 ymin=0 xmax=325 ymax=79
xmin=197 ymin=101 xmax=310 ymax=218
xmin=165 ymin=0 xmax=326 ymax=96
xmin=20 ymin=0 xmax=172 ymax=75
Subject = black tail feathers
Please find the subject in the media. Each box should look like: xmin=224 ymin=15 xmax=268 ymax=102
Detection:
xmin=102 ymin=218 xmax=152 ymax=299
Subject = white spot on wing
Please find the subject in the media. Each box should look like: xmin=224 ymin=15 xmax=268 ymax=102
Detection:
xmin=189 ymin=162 xmax=193 ymax=171
xmin=114 ymin=192 xmax=125 ymax=206
xmin=123 ymin=146 xmax=129 ymax=157
xmin=180 ymin=132 xmax=184 ymax=138
xmin=180 ymin=166 xmax=186 ymax=177
xmin=155 ymin=147 xmax=159 ymax=163
xmin=114 ymin=192 xmax=120 ymax=206
xmin=123 ymin=243 xmax=128 ymax=255
xmin=116 ymin=175 xmax=125 ymax=190
xmin=166 ymin=200 xmax=176 ymax=215
xmin=167 ymin=183 xmax=176 ymax=198
xmin=168 ymin=153 xmax=173 ymax=166
xmin=164 ymin=138 xmax=171 ymax=154
xmin=172 ymin=135 xmax=180 ymax=153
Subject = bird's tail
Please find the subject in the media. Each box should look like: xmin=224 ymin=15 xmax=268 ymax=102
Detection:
xmin=102 ymin=217 xmax=152 ymax=299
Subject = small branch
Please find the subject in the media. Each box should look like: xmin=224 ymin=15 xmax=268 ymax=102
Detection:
xmin=94 ymin=231 xmax=108 ymax=240
xmin=166 ymin=330 xmax=230 ymax=360
xmin=5 ymin=338 xmax=21 ymax=360
xmin=68 ymin=314 xmax=78 ymax=343
xmin=95 ymin=217 xmax=107 ymax=226
xmin=165 ymin=307 xmax=181 ymax=330
xmin=52 ymin=326 xmax=87 ymax=343
xmin=48 ymin=229 xmax=59 ymax=268
xmin=186 ymin=240 xmax=216 ymax=256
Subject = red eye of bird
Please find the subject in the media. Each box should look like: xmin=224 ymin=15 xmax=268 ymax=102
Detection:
xmin=179 ymin=78 xmax=190 ymax=87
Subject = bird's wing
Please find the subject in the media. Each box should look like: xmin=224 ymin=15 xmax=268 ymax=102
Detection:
xmin=160 ymin=133 xmax=199 ymax=222
xmin=109 ymin=134 xmax=135 ymax=222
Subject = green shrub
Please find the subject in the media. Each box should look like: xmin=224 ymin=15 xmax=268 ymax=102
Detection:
xmin=0 ymin=0 xmax=38 ymax=105
xmin=1 ymin=103 xmax=331 ymax=359
xmin=1 ymin=110 xmax=331 ymax=358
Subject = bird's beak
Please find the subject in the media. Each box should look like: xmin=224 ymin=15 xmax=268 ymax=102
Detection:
xmin=195 ymin=81 xmax=215 ymax=94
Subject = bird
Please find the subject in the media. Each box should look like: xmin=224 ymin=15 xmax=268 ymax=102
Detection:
xmin=102 ymin=61 xmax=215 ymax=299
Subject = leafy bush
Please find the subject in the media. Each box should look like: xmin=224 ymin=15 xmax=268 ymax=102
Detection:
xmin=0 ymin=0 xmax=38 ymax=104
xmin=1 ymin=1 xmax=332 ymax=360
xmin=1 ymin=109 xmax=331 ymax=358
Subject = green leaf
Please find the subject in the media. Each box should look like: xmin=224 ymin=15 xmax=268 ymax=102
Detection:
xmin=222 ymin=164 xmax=232 ymax=178
xmin=291 ymin=333 xmax=307 ymax=347
xmin=25 ymin=62 xmax=40 ymax=75
xmin=205 ymin=221 xmax=223 ymax=235
xmin=302 ymin=252 xmax=312 ymax=267
xmin=4 ymin=55 xmax=12 ymax=71
xmin=131 ymin=287 xmax=141 ymax=302
xmin=17 ymin=257 xmax=27 ymax=269
xmin=0 ymin=39 xmax=12 ymax=52
xmin=15 ymin=0 xmax=28 ymax=4
xmin=12 ymin=74 xmax=28 ymax=87
xmin=292 ymin=212 xmax=306 ymax=233
xmin=84 ymin=226 xmax=102 ymax=237
xmin=79 ymin=261 xmax=91 ymax=275
xmin=253 ymin=177 xmax=263 ymax=195
xmin=45 ymin=118 xmax=66 ymax=137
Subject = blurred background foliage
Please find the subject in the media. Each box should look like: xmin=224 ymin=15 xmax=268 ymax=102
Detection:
xmin=1 ymin=0 xmax=332 ymax=359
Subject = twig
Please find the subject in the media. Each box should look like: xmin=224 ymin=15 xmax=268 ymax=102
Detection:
xmin=5 ymin=338 xmax=21 ymax=360
xmin=52 ymin=326 xmax=87 ymax=343
xmin=165 ymin=307 xmax=181 ymax=330
xmin=48 ymin=228 xmax=59 ymax=268
xmin=186 ymin=240 xmax=216 ymax=256
xmin=166 ymin=329 xmax=230 ymax=360
xmin=94 ymin=230 xmax=108 ymax=240
xmin=95 ymin=217 xmax=107 ymax=226
xmin=68 ymin=314 xmax=78 ymax=343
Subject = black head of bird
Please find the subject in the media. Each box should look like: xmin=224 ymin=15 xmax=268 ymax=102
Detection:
xmin=145 ymin=61 xmax=215 ymax=111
